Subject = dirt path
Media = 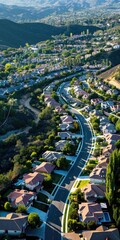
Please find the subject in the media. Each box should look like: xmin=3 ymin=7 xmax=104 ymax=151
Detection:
xmin=20 ymin=95 xmax=40 ymax=124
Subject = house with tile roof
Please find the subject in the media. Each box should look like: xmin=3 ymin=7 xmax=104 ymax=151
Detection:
xmin=102 ymin=144 xmax=115 ymax=158
xmin=23 ymin=172 xmax=45 ymax=191
xmin=34 ymin=162 xmax=55 ymax=174
xmin=78 ymin=202 xmax=104 ymax=224
xmin=82 ymin=183 xmax=106 ymax=201
xmin=60 ymin=115 xmax=74 ymax=124
xmin=81 ymin=226 xmax=120 ymax=240
xmin=8 ymin=189 xmax=37 ymax=208
xmin=90 ymin=167 xmax=106 ymax=184
xmin=97 ymin=156 xmax=109 ymax=168
xmin=58 ymin=131 xmax=73 ymax=140
xmin=42 ymin=150 xmax=63 ymax=162
xmin=104 ymin=133 xmax=120 ymax=145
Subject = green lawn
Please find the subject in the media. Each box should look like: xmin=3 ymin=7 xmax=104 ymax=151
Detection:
xmin=33 ymin=202 xmax=49 ymax=212
xmin=89 ymin=159 xmax=98 ymax=165
xmin=81 ymin=169 xmax=90 ymax=176
xmin=44 ymin=184 xmax=55 ymax=194
xmin=37 ymin=192 xmax=48 ymax=203
xmin=52 ymin=173 xmax=62 ymax=184
xmin=77 ymin=180 xmax=90 ymax=189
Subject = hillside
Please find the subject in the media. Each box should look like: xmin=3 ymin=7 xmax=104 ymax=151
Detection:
xmin=99 ymin=64 xmax=120 ymax=89
xmin=0 ymin=19 xmax=100 ymax=48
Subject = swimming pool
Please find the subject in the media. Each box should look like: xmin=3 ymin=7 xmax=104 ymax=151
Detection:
xmin=104 ymin=212 xmax=111 ymax=222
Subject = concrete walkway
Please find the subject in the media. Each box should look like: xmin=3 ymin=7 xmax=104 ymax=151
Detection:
xmin=78 ymin=176 xmax=90 ymax=180
xmin=54 ymin=170 xmax=67 ymax=176
xmin=66 ymin=155 xmax=76 ymax=161
xmin=40 ymin=190 xmax=53 ymax=200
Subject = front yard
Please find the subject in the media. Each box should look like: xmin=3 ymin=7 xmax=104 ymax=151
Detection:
xmin=33 ymin=202 xmax=49 ymax=212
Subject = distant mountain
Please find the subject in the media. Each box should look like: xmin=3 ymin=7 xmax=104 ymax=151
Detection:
xmin=0 ymin=1 xmax=119 ymax=22
xmin=0 ymin=19 xmax=100 ymax=48
xmin=0 ymin=0 xmax=119 ymax=8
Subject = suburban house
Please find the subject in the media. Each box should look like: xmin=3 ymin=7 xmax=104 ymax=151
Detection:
xmin=104 ymin=133 xmax=120 ymax=145
xmin=60 ymin=115 xmax=74 ymax=124
xmin=7 ymin=189 xmax=37 ymax=208
xmin=55 ymin=140 xmax=74 ymax=151
xmin=91 ymin=98 xmax=102 ymax=106
xmin=99 ymin=116 xmax=110 ymax=126
xmin=82 ymin=183 xmax=106 ymax=200
xmin=102 ymin=144 xmax=115 ymax=157
xmin=42 ymin=150 xmax=63 ymax=162
xmin=82 ymin=92 xmax=90 ymax=100
xmin=101 ymin=123 xmax=116 ymax=134
xmin=45 ymin=97 xmax=60 ymax=108
xmin=81 ymin=225 xmax=120 ymax=240
xmin=110 ymin=104 xmax=120 ymax=112
xmin=34 ymin=162 xmax=55 ymax=174
xmin=90 ymin=167 xmax=106 ymax=184
xmin=0 ymin=213 xmax=28 ymax=236
xmin=97 ymin=156 xmax=109 ymax=168
xmin=23 ymin=172 xmax=45 ymax=191
xmin=101 ymin=101 xmax=114 ymax=109
xmin=59 ymin=123 xmax=73 ymax=131
xmin=58 ymin=131 xmax=73 ymax=140
xmin=54 ymin=106 xmax=63 ymax=113
xmin=78 ymin=202 xmax=104 ymax=224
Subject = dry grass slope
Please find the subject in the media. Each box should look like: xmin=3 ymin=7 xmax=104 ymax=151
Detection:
xmin=99 ymin=64 xmax=120 ymax=90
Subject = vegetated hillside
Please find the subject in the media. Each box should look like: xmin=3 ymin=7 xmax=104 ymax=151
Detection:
xmin=92 ymin=49 xmax=120 ymax=67
xmin=106 ymin=49 xmax=120 ymax=67
xmin=0 ymin=19 xmax=100 ymax=48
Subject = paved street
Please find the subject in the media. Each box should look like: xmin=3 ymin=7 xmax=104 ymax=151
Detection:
xmin=45 ymin=112 xmax=93 ymax=240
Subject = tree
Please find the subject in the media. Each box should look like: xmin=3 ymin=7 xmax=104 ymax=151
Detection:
xmin=116 ymin=120 xmax=120 ymax=132
xmin=62 ymin=142 xmax=76 ymax=155
xmin=43 ymin=174 xmax=52 ymax=187
xmin=73 ymin=121 xmax=80 ymax=131
xmin=26 ymin=160 xmax=32 ymax=169
xmin=87 ymin=221 xmax=96 ymax=230
xmin=68 ymin=219 xmax=78 ymax=231
xmin=31 ymin=151 xmax=37 ymax=159
xmin=28 ymin=212 xmax=40 ymax=228
xmin=106 ymin=149 xmax=120 ymax=206
xmin=16 ymin=205 xmax=27 ymax=213
xmin=115 ymin=140 xmax=120 ymax=149
xmin=56 ymin=157 xmax=69 ymax=170
xmin=4 ymin=201 xmax=11 ymax=211
xmin=51 ymin=91 xmax=59 ymax=102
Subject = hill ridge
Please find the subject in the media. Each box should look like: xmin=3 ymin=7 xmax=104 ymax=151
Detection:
xmin=0 ymin=19 xmax=100 ymax=48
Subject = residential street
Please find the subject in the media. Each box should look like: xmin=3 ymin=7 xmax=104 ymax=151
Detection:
xmin=45 ymin=112 xmax=93 ymax=240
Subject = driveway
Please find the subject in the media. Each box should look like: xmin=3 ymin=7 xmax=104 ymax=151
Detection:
xmin=27 ymin=206 xmax=47 ymax=222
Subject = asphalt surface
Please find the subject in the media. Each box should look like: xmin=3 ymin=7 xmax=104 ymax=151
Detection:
xmin=45 ymin=111 xmax=93 ymax=240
